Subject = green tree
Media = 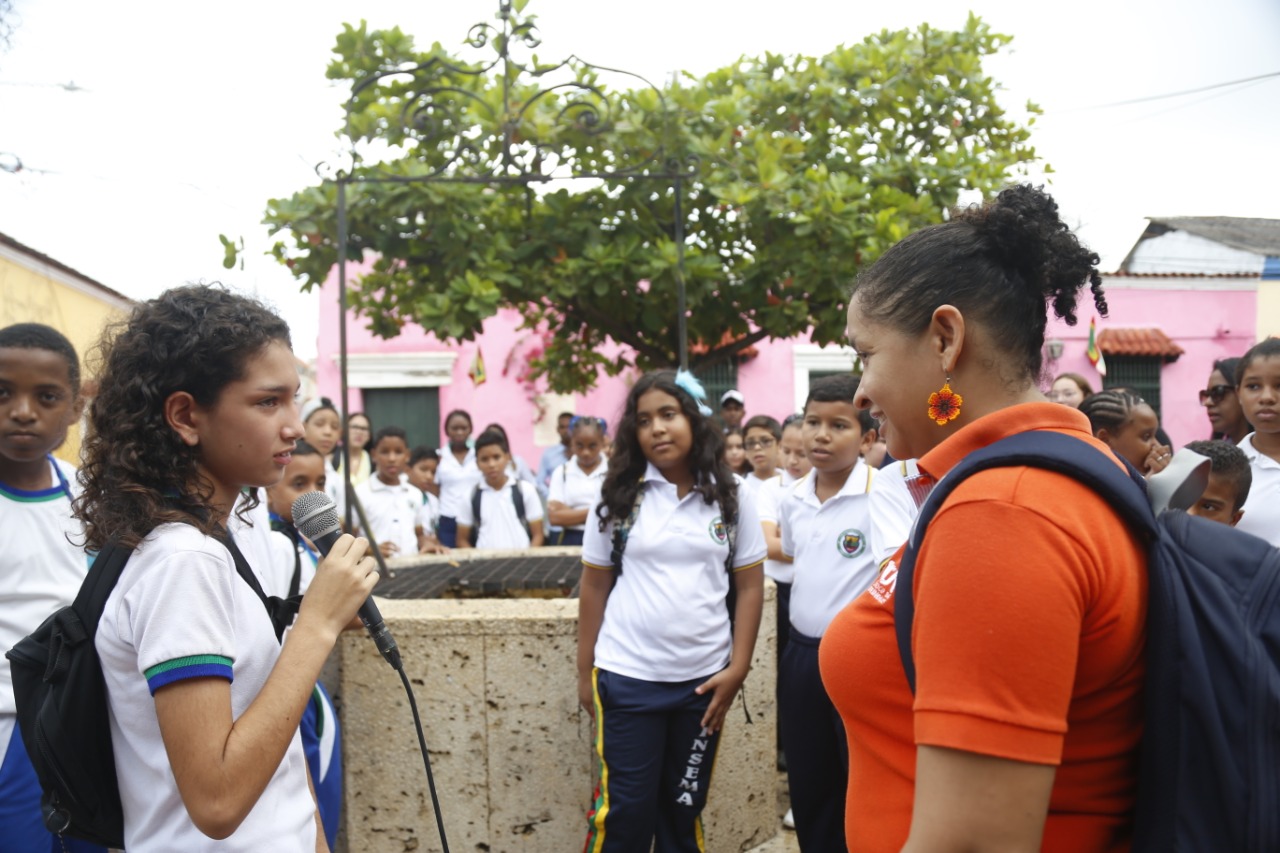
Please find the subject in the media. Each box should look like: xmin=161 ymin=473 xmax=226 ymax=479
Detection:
xmin=264 ymin=9 xmax=1042 ymax=393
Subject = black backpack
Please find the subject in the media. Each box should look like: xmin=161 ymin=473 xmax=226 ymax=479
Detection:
xmin=893 ymin=431 xmax=1280 ymax=852
xmin=469 ymin=481 xmax=530 ymax=545
xmin=5 ymin=529 xmax=294 ymax=848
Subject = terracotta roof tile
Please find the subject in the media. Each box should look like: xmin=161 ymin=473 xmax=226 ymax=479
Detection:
xmin=690 ymin=330 xmax=759 ymax=360
xmin=1097 ymin=328 xmax=1184 ymax=360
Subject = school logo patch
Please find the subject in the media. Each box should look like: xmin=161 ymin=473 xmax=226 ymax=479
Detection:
xmin=837 ymin=529 xmax=866 ymax=558
xmin=709 ymin=516 xmax=728 ymax=545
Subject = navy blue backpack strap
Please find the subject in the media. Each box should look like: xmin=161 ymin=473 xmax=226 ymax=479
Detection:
xmin=512 ymin=482 xmax=531 ymax=539
xmin=895 ymin=430 xmax=1153 ymax=692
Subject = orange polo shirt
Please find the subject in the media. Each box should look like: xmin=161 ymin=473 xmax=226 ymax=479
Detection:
xmin=819 ymin=402 xmax=1147 ymax=853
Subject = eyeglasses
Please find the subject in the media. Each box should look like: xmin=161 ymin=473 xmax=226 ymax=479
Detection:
xmin=744 ymin=437 xmax=776 ymax=451
xmin=1198 ymin=385 xmax=1234 ymax=406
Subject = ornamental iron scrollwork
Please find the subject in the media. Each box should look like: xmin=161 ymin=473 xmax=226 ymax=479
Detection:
xmin=336 ymin=0 xmax=698 ymax=186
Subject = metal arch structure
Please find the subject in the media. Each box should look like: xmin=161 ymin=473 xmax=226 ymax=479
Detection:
xmin=326 ymin=0 xmax=698 ymax=525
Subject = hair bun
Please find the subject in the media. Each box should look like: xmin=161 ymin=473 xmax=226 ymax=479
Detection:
xmin=961 ymin=184 xmax=1106 ymax=326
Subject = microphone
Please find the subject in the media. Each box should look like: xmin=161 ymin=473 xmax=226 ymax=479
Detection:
xmin=292 ymin=491 xmax=401 ymax=670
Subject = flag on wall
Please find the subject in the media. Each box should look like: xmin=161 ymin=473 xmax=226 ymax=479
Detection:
xmin=469 ymin=347 xmax=487 ymax=386
xmin=1086 ymin=317 xmax=1107 ymax=377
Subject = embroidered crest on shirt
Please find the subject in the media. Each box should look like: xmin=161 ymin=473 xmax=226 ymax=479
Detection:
xmin=708 ymin=516 xmax=728 ymax=545
xmin=837 ymin=528 xmax=866 ymax=558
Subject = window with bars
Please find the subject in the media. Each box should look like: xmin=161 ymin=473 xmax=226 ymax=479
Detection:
xmin=1104 ymin=357 xmax=1163 ymax=420
xmin=361 ymin=387 xmax=441 ymax=452
xmin=693 ymin=360 xmax=739 ymax=415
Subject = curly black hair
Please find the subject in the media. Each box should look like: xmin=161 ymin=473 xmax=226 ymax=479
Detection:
xmin=1184 ymin=439 xmax=1253 ymax=512
xmin=853 ymin=184 xmax=1106 ymax=383
xmin=596 ymin=371 xmax=737 ymax=531
xmin=74 ymin=285 xmax=292 ymax=550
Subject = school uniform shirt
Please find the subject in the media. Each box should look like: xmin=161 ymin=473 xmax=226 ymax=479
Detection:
xmin=747 ymin=472 xmax=791 ymax=584
xmin=261 ymin=525 xmax=318 ymax=599
xmin=581 ymin=462 xmax=767 ymax=683
xmin=227 ymin=490 xmax=284 ymax=594
xmin=546 ymin=457 xmax=606 ymax=532
xmin=455 ymin=476 xmax=544 ymax=549
xmin=323 ymin=457 xmax=346 ymax=520
xmin=355 ymin=476 xmax=426 ymax=556
xmin=0 ymin=457 xmax=87 ymax=719
xmin=436 ymin=447 xmax=481 ymax=520
xmin=780 ymin=460 xmax=914 ymax=639
xmin=820 ymin=403 xmax=1148 ymax=853
xmin=1236 ymin=433 xmax=1280 ymax=547
xmin=96 ymin=523 xmax=316 ymax=853
xmin=416 ymin=490 xmax=442 ymax=539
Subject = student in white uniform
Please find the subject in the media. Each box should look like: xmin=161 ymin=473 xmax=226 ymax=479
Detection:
xmin=777 ymin=375 xmax=914 ymax=852
xmin=407 ymin=446 xmax=444 ymax=546
xmin=78 ymin=286 xmax=376 ymax=853
xmin=456 ymin=429 xmax=545 ymax=549
xmin=436 ymin=409 xmax=480 ymax=547
xmin=355 ymin=426 xmax=437 ymax=558
xmin=578 ymin=370 xmax=766 ymax=852
xmin=0 ymin=323 xmax=104 ymax=853
xmin=302 ymin=397 xmax=346 ymax=521
xmin=1234 ymin=338 xmax=1280 ymax=546
xmin=260 ymin=439 xmax=344 ymax=849
xmin=546 ymin=416 xmax=608 ymax=546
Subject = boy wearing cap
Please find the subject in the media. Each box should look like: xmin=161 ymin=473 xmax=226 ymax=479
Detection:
xmin=720 ymin=389 xmax=746 ymax=432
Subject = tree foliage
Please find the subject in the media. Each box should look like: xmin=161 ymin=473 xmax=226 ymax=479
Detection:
xmin=264 ymin=8 xmax=1042 ymax=393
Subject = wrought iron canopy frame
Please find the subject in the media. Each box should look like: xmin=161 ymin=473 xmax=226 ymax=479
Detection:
xmin=327 ymin=0 xmax=699 ymax=525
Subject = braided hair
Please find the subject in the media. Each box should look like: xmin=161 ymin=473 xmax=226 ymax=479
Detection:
xmin=1079 ymin=389 xmax=1146 ymax=435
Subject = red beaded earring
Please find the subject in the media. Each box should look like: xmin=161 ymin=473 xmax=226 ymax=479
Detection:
xmin=927 ymin=376 xmax=963 ymax=426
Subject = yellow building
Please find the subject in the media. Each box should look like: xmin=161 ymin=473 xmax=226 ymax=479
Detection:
xmin=1 ymin=231 xmax=132 ymax=464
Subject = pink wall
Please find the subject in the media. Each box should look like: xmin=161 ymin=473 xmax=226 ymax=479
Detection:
xmin=1043 ymin=279 xmax=1256 ymax=447
xmin=315 ymin=264 xmax=1256 ymax=461
xmin=317 ymin=260 xmax=637 ymax=466
xmin=316 ymin=263 xmax=806 ymax=463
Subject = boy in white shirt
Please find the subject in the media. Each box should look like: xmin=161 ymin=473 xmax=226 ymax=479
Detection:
xmin=407 ymin=446 xmax=444 ymax=545
xmin=354 ymin=426 xmax=440 ymax=558
xmin=456 ymin=429 xmax=545 ymax=549
xmin=777 ymin=375 xmax=914 ymax=850
xmin=261 ymin=439 xmax=342 ymax=849
xmin=0 ymin=323 xmax=104 ymax=853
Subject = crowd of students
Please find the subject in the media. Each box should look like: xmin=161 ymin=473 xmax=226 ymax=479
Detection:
xmin=1047 ymin=344 xmax=1280 ymax=547
xmin=3 ymin=186 xmax=1280 ymax=852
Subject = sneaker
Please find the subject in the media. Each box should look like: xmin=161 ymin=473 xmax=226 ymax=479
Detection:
xmin=782 ymin=808 xmax=796 ymax=830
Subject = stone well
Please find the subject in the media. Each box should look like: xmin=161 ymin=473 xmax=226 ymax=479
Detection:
xmin=327 ymin=547 xmax=779 ymax=852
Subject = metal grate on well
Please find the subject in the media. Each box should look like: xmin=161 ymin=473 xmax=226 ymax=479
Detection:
xmin=373 ymin=548 xmax=585 ymax=600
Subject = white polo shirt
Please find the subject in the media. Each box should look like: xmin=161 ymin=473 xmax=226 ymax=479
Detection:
xmin=455 ymin=476 xmax=544 ymax=549
xmin=96 ymin=523 xmax=315 ymax=852
xmin=1236 ymin=433 xmax=1280 ymax=547
xmin=437 ymin=448 xmax=481 ymax=519
xmin=227 ymin=490 xmax=282 ymax=593
xmin=416 ymin=490 xmax=442 ymax=538
xmin=582 ymin=463 xmax=767 ymax=682
xmin=547 ymin=457 xmax=607 ymax=532
xmin=748 ymin=472 xmax=792 ymax=585
xmin=0 ymin=457 xmax=87 ymax=718
xmin=355 ymin=475 xmax=426 ymax=556
xmin=780 ymin=460 xmax=915 ymax=638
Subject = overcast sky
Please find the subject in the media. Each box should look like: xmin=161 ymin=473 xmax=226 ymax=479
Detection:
xmin=2 ymin=0 xmax=1277 ymax=358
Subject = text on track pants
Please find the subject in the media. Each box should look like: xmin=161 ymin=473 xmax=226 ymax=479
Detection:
xmin=584 ymin=668 xmax=724 ymax=853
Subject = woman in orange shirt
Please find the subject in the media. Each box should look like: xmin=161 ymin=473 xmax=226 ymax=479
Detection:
xmin=821 ymin=185 xmax=1147 ymax=853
